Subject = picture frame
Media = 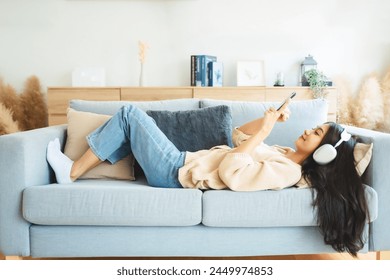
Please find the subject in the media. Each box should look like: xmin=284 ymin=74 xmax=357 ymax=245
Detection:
xmin=236 ymin=60 xmax=265 ymax=86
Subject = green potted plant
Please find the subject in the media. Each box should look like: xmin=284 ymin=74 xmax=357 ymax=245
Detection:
xmin=303 ymin=69 xmax=328 ymax=99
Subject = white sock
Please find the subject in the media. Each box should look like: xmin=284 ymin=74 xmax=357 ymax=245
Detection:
xmin=46 ymin=138 xmax=74 ymax=184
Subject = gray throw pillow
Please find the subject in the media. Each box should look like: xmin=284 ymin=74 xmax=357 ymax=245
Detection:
xmin=146 ymin=105 xmax=233 ymax=152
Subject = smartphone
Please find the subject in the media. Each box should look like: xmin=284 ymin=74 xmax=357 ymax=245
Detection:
xmin=277 ymin=92 xmax=296 ymax=111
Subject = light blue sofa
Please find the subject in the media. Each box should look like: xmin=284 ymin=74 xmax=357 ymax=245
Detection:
xmin=0 ymin=98 xmax=388 ymax=259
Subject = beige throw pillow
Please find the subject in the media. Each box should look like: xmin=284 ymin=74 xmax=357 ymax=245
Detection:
xmin=64 ymin=108 xmax=135 ymax=180
xmin=354 ymin=142 xmax=373 ymax=176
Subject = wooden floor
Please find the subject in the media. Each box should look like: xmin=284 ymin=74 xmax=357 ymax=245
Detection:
xmin=0 ymin=252 xmax=377 ymax=260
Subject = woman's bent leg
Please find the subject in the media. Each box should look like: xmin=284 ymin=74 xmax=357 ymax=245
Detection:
xmin=87 ymin=105 xmax=185 ymax=188
xmin=47 ymin=139 xmax=103 ymax=183
xmin=70 ymin=149 xmax=102 ymax=181
xmin=46 ymin=138 xmax=74 ymax=184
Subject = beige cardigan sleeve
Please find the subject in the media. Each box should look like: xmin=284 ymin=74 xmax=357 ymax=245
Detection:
xmin=218 ymin=152 xmax=302 ymax=192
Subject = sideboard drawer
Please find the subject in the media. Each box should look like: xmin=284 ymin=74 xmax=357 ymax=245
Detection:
xmin=193 ymin=87 xmax=266 ymax=101
xmin=47 ymin=87 xmax=120 ymax=125
xmin=121 ymin=87 xmax=193 ymax=101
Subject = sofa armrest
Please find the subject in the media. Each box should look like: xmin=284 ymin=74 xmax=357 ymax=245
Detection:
xmin=0 ymin=125 xmax=67 ymax=256
xmin=345 ymin=125 xmax=390 ymax=251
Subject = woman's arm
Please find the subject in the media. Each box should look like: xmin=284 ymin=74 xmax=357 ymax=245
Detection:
xmin=238 ymin=100 xmax=291 ymax=135
xmin=233 ymin=102 xmax=290 ymax=154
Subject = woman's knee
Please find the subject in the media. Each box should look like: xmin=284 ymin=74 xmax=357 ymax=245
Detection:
xmin=118 ymin=104 xmax=139 ymax=119
xmin=120 ymin=104 xmax=135 ymax=113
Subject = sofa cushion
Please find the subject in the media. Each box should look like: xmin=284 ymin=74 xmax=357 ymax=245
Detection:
xmin=146 ymin=105 xmax=233 ymax=152
xmin=70 ymin=98 xmax=200 ymax=115
xmin=23 ymin=179 xmax=202 ymax=226
xmin=65 ymin=108 xmax=135 ymax=180
xmin=201 ymin=99 xmax=328 ymax=148
xmin=202 ymin=185 xmax=378 ymax=227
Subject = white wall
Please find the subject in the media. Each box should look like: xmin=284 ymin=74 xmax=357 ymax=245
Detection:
xmin=1 ymin=0 xmax=389 ymax=92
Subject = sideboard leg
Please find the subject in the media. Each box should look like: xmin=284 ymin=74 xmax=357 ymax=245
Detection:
xmin=376 ymin=251 xmax=390 ymax=260
xmin=4 ymin=256 xmax=23 ymax=260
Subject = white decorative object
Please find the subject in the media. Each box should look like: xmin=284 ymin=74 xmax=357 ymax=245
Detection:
xmin=138 ymin=41 xmax=149 ymax=87
xmin=72 ymin=67 xmax=106 ymax=87
xmin=274 ymin=71 xmax=284 ymax=86
xmin=237 ymin=60 xmax=265 ymax=86
xmin=139 ymin=63 xmax=145 ymax=86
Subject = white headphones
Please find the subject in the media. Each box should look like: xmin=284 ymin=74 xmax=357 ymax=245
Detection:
xmin=313 ymin=128 xmax=352 ymax=165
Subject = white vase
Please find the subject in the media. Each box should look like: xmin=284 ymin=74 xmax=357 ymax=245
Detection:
xmin=139 ymin=63 xmax=145 ymax=86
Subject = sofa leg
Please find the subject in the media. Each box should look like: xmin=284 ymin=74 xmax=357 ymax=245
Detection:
xmin=376 ymin=251 xmax=390 ymax=260
xmin=4 ymin=256 xmax=23 ymax=260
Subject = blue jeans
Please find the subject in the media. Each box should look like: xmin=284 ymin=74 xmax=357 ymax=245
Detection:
xmin=86 ymin=105 xmax=186 ymax=188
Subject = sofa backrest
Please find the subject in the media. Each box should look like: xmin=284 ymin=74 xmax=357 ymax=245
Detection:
xmin=70 ymin=98 xmax=328 ymax=148
xmin=201 ymin=98 xmax=328 ymax=148
xmin=70 ymin=98 xmax=200 ymax=115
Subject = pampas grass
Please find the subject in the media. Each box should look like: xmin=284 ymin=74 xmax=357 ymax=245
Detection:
xmin=381 ymin=69 xmax=390 ymax=132
xmin=19 ymin=76 xmax=48 ymax=130
xmin=0 ymin=79 xmax=24 ymax=124
xmin=334 ymin=75 xmax=354 ymax=125
xmin=353 ymin=74 xmax=384 ymax=130
xmin=0 ymin=76 xmax=47 ymax=135
xmin=337 ymin=70 xmax=390 ymax=133
xmin=0 ymin=103 xmax=20 ymax=135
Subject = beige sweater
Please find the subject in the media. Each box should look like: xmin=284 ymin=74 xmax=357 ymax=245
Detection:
xmin=178 ymin=128 xmax=302 ymax=191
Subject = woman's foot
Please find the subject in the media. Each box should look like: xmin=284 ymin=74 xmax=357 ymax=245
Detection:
xmin=46 ymin=138 xmax=74 ymax=184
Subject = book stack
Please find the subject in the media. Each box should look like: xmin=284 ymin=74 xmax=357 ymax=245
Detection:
xmin=191 ymin=55 xmax=223 ymax=87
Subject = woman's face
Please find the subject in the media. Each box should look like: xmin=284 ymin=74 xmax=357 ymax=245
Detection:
xmin=295 ymin=124 xmax=330 ymax=155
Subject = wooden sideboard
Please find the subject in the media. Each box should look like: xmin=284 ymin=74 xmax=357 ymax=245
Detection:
xmin=47 ymin=86 xmax=338 ymax=125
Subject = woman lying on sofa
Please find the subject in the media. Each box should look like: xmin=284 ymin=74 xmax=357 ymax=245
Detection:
xmin=47 ymin=101 xmax=369 ymax=256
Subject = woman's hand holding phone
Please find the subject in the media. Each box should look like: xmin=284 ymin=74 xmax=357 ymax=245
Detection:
xmin=233 ymin=92 xmax=295 ymax=154
xmin=275 ymin=92 xmax=295 ymax=122
xmin=277 ymin=92 xmax=296 ymax=111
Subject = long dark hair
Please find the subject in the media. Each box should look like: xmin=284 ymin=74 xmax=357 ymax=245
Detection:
xmin=301 ymin=122 xmax=369 ymax=256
